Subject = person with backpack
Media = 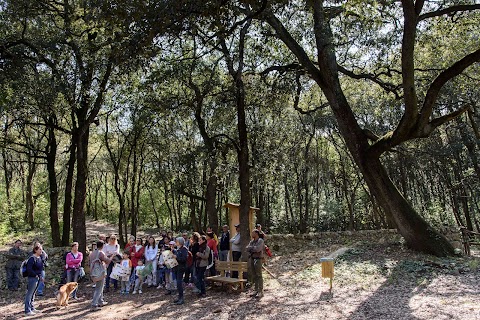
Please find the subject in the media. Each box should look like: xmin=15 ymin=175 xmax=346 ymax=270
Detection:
xmin=32 ymin=241 xmax=48 ymax=296
xmin=195 ymin=235 xmax=210 ymax=298
xmin=24 ymin=243 xmax=44 ymax=316
xmin=171 ymin=237 xmax=188 ymax=305
xmin=5 ymin=240 xmax=26 ymax=291
xmin=65 ymin=242 xmax=83 ymax=299
xmin=89 ymin=240 xmax=111 ymax=312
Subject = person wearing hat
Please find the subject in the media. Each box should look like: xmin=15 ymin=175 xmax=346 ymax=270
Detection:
xmin=230 ymin=224 xmax=241 ymax=278
xmin=5 ymin=240 xmax=26 ymax=291
xmin=219 ymin=225 xmax=230 ymax=261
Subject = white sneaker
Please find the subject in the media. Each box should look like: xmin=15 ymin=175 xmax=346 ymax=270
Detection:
xmin=25 ymin=312 xmax=35 ymax=316
xmin=138 ymin=290 xmax=143 ymax=294
xmin=92 ymin=283 xmax=96 ymax=288
xmin=156 ymin=284 xmax=163 ymax=289
xmin=132 ymin=290 xmax=137 ymax=294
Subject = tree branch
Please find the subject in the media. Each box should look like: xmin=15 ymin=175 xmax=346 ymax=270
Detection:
xmin=419 ymin=4 xmax=480 ymax=21
xmin=337 ymin=65 xmax=402 ymax=99
xmin=293 ymin=72 xmax=329 ymax=114
xmin=417 ymin=104 xmax=471 ymax=137
xmin=418 ymin=47 xmax=480 ymax=127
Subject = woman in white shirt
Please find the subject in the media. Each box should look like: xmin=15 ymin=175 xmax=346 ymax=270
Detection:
xmin=104 ymin=235 xmax=120 ymax=291
xmin=144 ymin=236 xmax=158 ymax=287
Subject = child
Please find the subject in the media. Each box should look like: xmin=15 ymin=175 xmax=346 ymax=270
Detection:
xmin=164 ymin=241 xmax=177 ymax=294
xmin=132 ymin=260 xmax=145 ymax=294
xmin=156 ymin=245 xmax=167 ymax=289
xmin=119 ymin=252 xmax=132 ymax=295
xmin=145 ymin=236 xmax=158 ymax=287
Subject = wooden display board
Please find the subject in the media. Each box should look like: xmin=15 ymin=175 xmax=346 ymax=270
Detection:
xmin=223 ymin=202 xmax=259 ymax=238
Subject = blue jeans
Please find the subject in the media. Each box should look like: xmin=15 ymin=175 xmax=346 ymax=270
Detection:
xmin=156 ymin=267 xmax=165 ymax=286
xmin=105 ymin=262 xmax=117 ymax=289
xmin=66 ymin=268 xmax=80 ymax=298
xmin=5 ymin=266 xmax=20 ymax=290
xmin=24 ymin=276 xmax=39 ymax=314
xmin=175 ymin=266 xmax=185 ymax=300
xmin=37 ymin=270 xmax=45 ymax=295
xmin=195 ymin=266 xmax=206 ymax=294
xmin=191 ymin=265 xmax=197 ymax=284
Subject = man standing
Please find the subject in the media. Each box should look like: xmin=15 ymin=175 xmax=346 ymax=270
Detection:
xmin=219 ymin=225 xmax=230 ymax=261
xmin=5 ymin=240 xmax=25 ymax=291
xmin=229 ymin=224 xmax=241 ymax=278
xmin=89 ymin=240 xmax=111 ymax=311
xmin=246 ymin=230 xmax=264 ymax=298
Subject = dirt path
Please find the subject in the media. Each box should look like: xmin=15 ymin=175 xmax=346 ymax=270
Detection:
xmin=1 ymin=221 xmax=479 ymax=319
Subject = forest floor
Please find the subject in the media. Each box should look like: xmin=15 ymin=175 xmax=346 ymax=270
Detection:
xmin=0 ymin=220 xmax=479 ymax=320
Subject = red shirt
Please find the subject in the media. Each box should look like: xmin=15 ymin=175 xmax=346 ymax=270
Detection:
xmin=130 ymin=245 xmax=144 ymax=267
xmin=207 ymin=239 xmax=218 ymax=257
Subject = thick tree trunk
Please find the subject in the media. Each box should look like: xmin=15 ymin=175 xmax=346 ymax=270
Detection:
xmin=62 ymin=135 xmax=76 ymax=246
xmin=72 ymin=125 xmax=89 ymax=256
xmin=26 ymin=154 xmax=36 ymax=229
xmin=130 ymin=142 xmax=138 ymax=237
xmin=264 ymin=5 xmax=455 ymax=256
xmin=359 ymin=156 xmax=454 ymax=256
xmin=2 ymin=141 xmax=14 ymax=230
xmin=205 ymin=174 xmax=218 ymax=233
xmin=46 ymin=121 xmax=61 ymax=245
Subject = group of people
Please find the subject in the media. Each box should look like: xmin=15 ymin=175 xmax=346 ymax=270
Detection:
xmin=4 ymin=223 xmax=266 ymax=316
xmin=88 ymin=223 xmax=266 ymax=310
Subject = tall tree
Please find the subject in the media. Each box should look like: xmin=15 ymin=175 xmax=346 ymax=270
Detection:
xmin=250 ymin=0 xmax=480 ymax=255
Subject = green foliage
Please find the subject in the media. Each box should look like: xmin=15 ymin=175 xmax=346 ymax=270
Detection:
xmin=0 ymin=0 xmax=479 ymax=245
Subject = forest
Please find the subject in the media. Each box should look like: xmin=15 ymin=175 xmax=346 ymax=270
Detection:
xmin=0 ymin=0 xmax=479 ymax=257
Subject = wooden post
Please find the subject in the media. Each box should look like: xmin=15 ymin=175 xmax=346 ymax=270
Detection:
xmin=320 ymin=257 xmax=334 ymax=291
xmin=223 ymin=202 xmax=259 ymax=257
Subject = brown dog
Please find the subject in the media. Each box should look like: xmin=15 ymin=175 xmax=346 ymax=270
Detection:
xmin=56 ymin=282 xmax=78 ymax=308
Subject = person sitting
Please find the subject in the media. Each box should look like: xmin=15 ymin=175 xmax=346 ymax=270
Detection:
xmin=5 ymin=240 xmax=26 ymax=291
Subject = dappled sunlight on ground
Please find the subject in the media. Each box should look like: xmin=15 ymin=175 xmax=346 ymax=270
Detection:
xmin=1 ymin=226 xmax=480 ymax=319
